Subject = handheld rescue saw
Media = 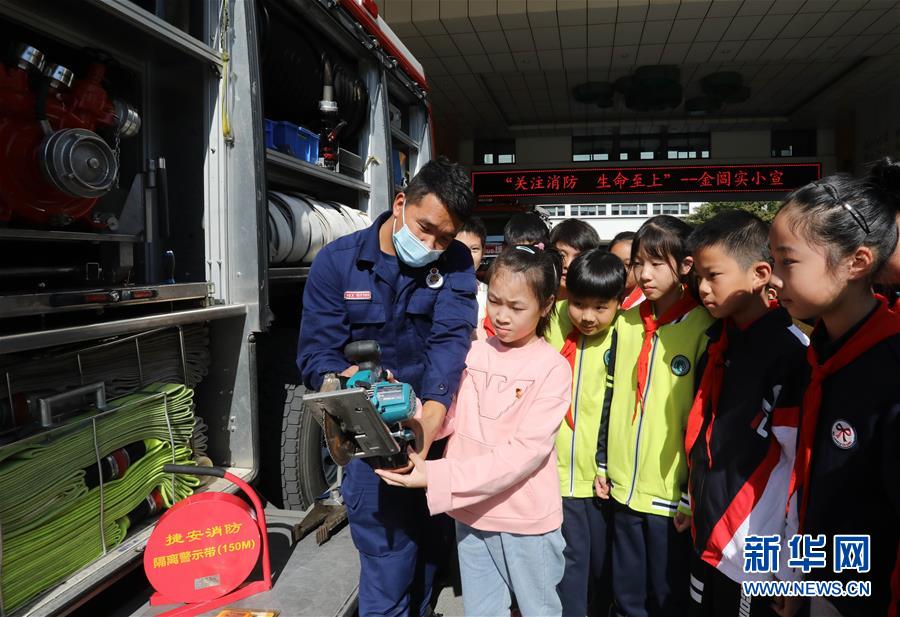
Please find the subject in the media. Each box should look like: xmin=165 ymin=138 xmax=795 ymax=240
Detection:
xmin=303 ymin=340 xmax=417 ymax=470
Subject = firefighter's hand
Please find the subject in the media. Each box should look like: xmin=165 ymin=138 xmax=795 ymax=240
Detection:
xmin=394 ymin=399 xmax=445 ymax=473
xmin=673 ymin=511 xmax=692 ymax=533
xmin=375 ymin=448 xmax=427 ymax=489
xmin=339 ymin=365 xmax=359 ymax=378
xmin=771 ymin=595 xmax=803 ymax=617
xmin=594 ymin=475 xmax=610 ymax=499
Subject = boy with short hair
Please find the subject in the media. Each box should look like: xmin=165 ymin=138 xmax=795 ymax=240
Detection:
xmin=609 ymin=231 xmax=644 ymax=309
xmin=686 ymin=210 xmax=808 ymax=616
xmin=550 ymin=219 xmax=601 ymax=300
xmin=503 ymin=211 xmax=550 ymax=247
xmin=546 ymin=248 xmax=625 ymax=617
xmin=456 ymin=217 xmax=489 ymax=340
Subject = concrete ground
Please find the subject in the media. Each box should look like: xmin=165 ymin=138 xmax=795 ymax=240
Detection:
xmin=434 ymin=584 xmax=465 ymax=616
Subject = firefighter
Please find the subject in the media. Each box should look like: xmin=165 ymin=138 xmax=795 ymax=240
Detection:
xmin=297 ymin=157 xmax=477 ymax=617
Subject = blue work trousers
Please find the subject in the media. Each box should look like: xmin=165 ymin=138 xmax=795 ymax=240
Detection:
xmin=342 ymin=458 xmax=450 ymax=617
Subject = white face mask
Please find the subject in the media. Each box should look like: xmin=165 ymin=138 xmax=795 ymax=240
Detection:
xmin=391 ymin=202 xmax=444 ymax=267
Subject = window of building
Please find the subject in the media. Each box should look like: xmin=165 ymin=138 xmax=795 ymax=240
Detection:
xmin=572 ymin=204 xmax=605 ymax=217
xmin=573 ymin=133 xmax=708 ymax=162
xmin=572 ymin=136 xmax=613 ymax=162
xmin=541 ymin=205 xmax=568 ymax=217
xmin=475 ymin=139 xmax=516 ymax=165
xmin=771 ymin=130 xmax=816 ymax=157
xmin=610 ymin=204 xmax=647 ymax=216
xmin=666 ymin=133 xmax=710 ymax=159
xmin=652 ymin=203 xmax=691 ymax=215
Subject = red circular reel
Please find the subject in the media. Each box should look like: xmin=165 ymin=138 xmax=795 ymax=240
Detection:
xmin=144 ymin=492 xmax=261 ymax=604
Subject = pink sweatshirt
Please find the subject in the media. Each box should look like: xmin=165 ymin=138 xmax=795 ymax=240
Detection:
xmin=426 ymin=336 xmax=572 ymax=535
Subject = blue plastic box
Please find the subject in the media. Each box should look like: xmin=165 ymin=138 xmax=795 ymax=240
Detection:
xmin=272 ymin=121 xmax=319 ymax=163
xmin=264 ymin=119 xmax=276 ymax=150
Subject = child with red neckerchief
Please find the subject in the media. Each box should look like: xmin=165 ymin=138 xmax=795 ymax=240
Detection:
xmin=769 ymin=160 xmax=900 ymax=617
xmin=596 ymin=216 xmax=714 ymax=617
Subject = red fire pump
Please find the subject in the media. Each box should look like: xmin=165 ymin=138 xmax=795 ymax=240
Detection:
xmin=0 ymin=44 xmax=141 ymax=228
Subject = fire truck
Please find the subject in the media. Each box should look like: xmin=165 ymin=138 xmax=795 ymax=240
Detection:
xmin=0 ymin=0 xmax=431 ymax=614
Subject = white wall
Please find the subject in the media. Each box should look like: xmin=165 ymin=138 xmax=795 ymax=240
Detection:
xmin=541 ymin=203 xmax=703 ymax=242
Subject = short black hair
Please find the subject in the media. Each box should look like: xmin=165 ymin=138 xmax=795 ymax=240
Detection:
xmin=488 ymin=244 xmax=560 ymax=337
xmin=503 ymin=212 xmax=550 ymax=247
xmin=405 ymin=156 xmax=474 ymax=223
xmin=550 ymin=219 xmax=600 ymax=252
xmin=457 ymin=216 xmax=486 ymax=246
xmin=566 ymin=249 xmax=626 ymax=301
xmin=688 ymin=210 xmax=771 ymax=269
xmin=609 ymin=231 xmax=635 ymax=251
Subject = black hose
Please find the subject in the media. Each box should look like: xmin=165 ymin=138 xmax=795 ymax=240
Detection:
xmin=164 ymin=464 xmax=225 ymax=478
xmin=322 ymin=53 xmax=334 ymax=98
xmin=34 ymin=76 xmax=52 ymax=135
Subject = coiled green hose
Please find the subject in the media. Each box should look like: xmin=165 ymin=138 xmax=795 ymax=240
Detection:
xmin=0 ymin=383 xmax=201 ymax=613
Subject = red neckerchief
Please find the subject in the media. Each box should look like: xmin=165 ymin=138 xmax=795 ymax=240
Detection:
xmin=559 ymin=329 xmax=581 ymax=430
xmin=483 ymin=314 xmax=495 ymax=337
xmin=622 ymin=287 xmax=645 ymax=310
xmin=792 ymin=297 xmax=900 ymax=530
xmin=634 ymin=291 xmax=698 ymax=423
xmin=684 ymin=319 xmax=730 ymax=468
xmin=875 ymin=292 xmax=898 ymax=313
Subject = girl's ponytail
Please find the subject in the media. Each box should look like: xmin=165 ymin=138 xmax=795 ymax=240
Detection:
xmin=867 ymin=157 xmax=900 ymax=210
xmin=779 ymin=161 xmax=899 ymax=275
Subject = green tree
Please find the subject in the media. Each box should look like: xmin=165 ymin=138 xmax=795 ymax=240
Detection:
xmin=685 ymin=201 xmax=781 ymax=225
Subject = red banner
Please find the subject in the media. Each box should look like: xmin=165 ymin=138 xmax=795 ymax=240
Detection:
xmin=472 ymin=163 xmax=821 ymax=198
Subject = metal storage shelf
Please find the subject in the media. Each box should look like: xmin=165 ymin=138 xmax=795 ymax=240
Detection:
xmin=0 ymin=304 xmax=246 ymax=355
xmin=0 ymin=282 xmax=211 ymax=320
xmin=0 ymin=228 xmax=141 ymax=243
xmin=85 ymin=0 xmax=224 ymax=66
xmin=266 ymin=149 xmax=371 ymax=193
xmin=268 ymin=266 xmax=311 ymax=282
xmin=17 ymin=466 xmax=254 ymax=617
xmin=0 ymin=0 xmax=224 ymax=67
xmin=391 ymin=126 xmax=419 ymax=151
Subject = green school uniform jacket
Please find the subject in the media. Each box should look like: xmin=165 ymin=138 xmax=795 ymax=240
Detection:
xmin=546 ymin=301 xmax=616 ymax=498
xmin=596 ymin=303 xmax=713 ymax=517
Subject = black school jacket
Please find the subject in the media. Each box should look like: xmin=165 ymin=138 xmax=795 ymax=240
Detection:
xmin=797 ymin=315 xmax=900 ymax=617
xmin=688 ymin=308 xmax=809 ymax=582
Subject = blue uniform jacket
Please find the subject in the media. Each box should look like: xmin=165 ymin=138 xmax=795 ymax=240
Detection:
xmin=297 ymin=211 xmax=477 ymax=408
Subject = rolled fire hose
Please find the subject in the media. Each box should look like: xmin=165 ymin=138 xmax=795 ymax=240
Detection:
xmin=267 ymin=192 xmax=371 ymax=265
xmin=271 ymin=192 xmax=313 ymax=264
xmin=267 ymin=197 xmax=293 ymax=264
xmin=0 ymin=383 xmax=200 ymax=612
xmin=0 ymin=325 xmax=210 ymax=405
xmin=1 ymin=441 xmax=198 ymax=611
xmin=0 ymin=383 xmax=195 ymax=509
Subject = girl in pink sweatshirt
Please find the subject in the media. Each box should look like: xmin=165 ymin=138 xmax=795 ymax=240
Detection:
xmin=378 ymin=245 xmax=572 ymax=616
